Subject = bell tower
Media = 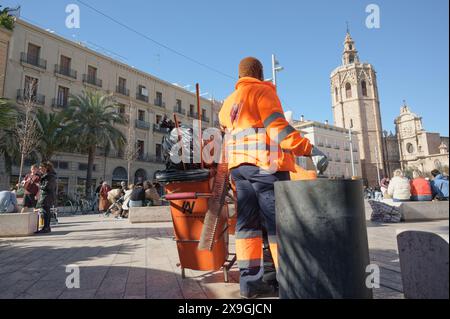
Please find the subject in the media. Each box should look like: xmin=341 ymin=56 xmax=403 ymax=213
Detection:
xmin=331 ymin=31 xmax=385 ymax=186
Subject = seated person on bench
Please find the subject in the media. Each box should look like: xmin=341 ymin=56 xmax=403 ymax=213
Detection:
xmin=0 ymin=190 xmax=19 ymax=214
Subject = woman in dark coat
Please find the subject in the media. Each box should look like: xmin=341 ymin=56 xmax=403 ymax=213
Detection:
xmin=36 ymin=161 xmax=57 ymax=234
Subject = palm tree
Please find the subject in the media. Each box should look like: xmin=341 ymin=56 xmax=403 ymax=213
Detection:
xmin=65 ymin=90 xmax=125 ymax=196
xmin=0 ymin=98 xmax=17 ymax=129
xmin=0 ymin=99 xmax=19 ymax=176
xmin=35 ymin=108 xmax=72 ymax=162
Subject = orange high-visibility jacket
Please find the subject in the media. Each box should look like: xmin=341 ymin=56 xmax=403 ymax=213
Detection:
xmin=219 ymin=77 xmax=312 ymax=172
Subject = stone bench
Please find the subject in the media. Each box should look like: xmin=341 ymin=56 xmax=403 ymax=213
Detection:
xmin=397 ymin=230 xmax=449 ymax=299
xmin=399 ymin=201 xmax=449 ymax=222
xmin=0 ymin=212 xmax=38 ymax=237
xmin=128 ymin=206 xmax=172 ymax=224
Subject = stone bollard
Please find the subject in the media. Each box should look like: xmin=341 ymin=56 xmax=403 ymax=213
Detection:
xmin=275 ymin=178 xmax=372 ymax=299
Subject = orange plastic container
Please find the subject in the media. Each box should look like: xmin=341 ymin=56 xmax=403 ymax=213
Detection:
xmin=165 ymin=179 xmax=228 ymax=272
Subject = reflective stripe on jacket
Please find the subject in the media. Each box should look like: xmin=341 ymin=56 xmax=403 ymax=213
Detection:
xmin=219 ymin=77 xmax=312 ymax=172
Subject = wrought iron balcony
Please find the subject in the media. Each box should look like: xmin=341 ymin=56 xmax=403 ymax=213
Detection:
xmin=136 ymin=92 xmax=149 ymax=103
xmin=173 ymin=106 xmax=186 ymax=115
xmin=154 ymin=99 xmax=166 ymax=108
xmin=82 ymin=74 xmax=102 ymax=87
xmin=136 ymin=153 xmax=165 ymax=164
xmin=201 ymin=116 xmax=210 ymax=123
xmin=116 ymin=86 xmax=130 ymax=96
xmin=16 ymin=89 xmax=45 ymax=105
xmin=188 ymin=111 xmax=198 ymax=119
xmin=52 ymin=98 xmax=68 ymax=108
xmin=153 ymin=124 xmax=171 ymax=134
xmin=54 ymin=64 xmax=77 ymax=79
xmin=135 ymin=119 xmax=151 ymax=130
xmin=20 ymin=52 xmax=47 ymax=69
xmin=334 ymin=145 xmax=340 ymax=150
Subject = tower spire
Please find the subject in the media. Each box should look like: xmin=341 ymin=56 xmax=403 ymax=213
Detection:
xmin=342 ymin=30 xmax=359 ymax=65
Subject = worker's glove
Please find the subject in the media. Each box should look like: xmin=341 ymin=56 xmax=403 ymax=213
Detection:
xmin=310 ymin=146 xmax=329 ymax=175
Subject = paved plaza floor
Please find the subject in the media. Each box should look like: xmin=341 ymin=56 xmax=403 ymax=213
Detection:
xmin=0 ymin=202 xmax=448 ymax=299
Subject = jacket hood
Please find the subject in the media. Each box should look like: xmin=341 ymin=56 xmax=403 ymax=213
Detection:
xmin=235 ymin=77 xmax=276 ymax=91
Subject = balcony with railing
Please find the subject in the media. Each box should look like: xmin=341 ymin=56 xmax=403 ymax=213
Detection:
xmin=335 ymin=158 xmax=341 ymax=163
xmin=137 ymin=153 xmax=165 ymax=164
xmin=345 ymin=159 xmax=351 ymax=163
xmin=54 ymin=64 xmax=77 ymax=79
xmin=344 ymin=146 xmax=350 ymax=151
xmin=334 ymin=145 xmax=340 ymax=150
xmin=52 ymin=97 xmax=68 ymax=108
xmin=116 ymin=86 xmax=130 ymax=97
xmin=201 ymin=115 xmax=210 ymax=123
xmin=188 ymin=111 xmax=198 ymax=119
xmin=317 ymin=142 xmax=324 ymax=147
xmin=136 ymin=92 xmax=149 ymax=103
xmin=135 ymin=119 xmax=151 ymax=130
xmin=82 ymin=74 xmax=102 ymax=87
xmin=16 ymin=89 xmax=45 ymax=105
xmin=153 ymin=124 xmax=171 ymax=134
xmin=154 ymin=99 xmax=166 ymax=108
xmin=173 ymin=105 xmax=186 ymax=116
xmin=20 ymin=52 xmax=47 ymax=70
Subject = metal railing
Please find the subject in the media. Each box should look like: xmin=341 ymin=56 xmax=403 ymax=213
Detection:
xmin=137 ymin=153 xmax=165 ymax=164
xmin=52 ymin=98 xmax=68 ymax=108
xmin=16 ymin=89 xmax=45 ymax=105
xmin=116 ymin=85 xmax=130 ymax=96
xmin=135 ymin=119 xmax=151 ymax=130
xmin=20 ymin=52 xmax=47 ymax=69
xmin=188 ymin=111 xmax=198 ymax=119
xmin=153 ymin=124 xmax=171 ymax=134
xmin=154 ymin=99 xmax=166 ymax=108
xmin=136 ymin=92 xmax=149 ymax=103
xmin=334 ymin=145 xmax=340 ymax=150
xmin=173 ymin=106 xmax=186 ymax=115
xmin=54 ymin=64 xmax=77 ymax=79
xmin=201 ymin=116 xmax=210 ymax=123
xmin=82 ymin=74 xmax=102 ymax=87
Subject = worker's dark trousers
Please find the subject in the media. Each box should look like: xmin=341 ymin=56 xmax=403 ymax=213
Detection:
xmin=230 ymin=165 xmax=290 ymax=295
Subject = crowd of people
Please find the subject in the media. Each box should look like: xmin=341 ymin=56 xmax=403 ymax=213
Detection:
xmin=0 ymin=162 xmax=57 ymax=234
xmin=376 ymin=168 xmax=449 ymax=202
xmin=0 ymin=163 xmax=164 ymax=233
xmin=95 ymin=179 xmax=162 ymax=219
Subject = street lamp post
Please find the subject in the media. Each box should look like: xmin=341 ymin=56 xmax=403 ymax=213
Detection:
xmin=271 ymin=54 xmax=284 ymax=87
xmin=348 ymin=126 xmax=356 ymax=177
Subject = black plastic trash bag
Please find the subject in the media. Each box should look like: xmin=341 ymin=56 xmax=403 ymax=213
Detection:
xmin=154 ymin=168 xmax=210 ymax=183
xmin=162 ymin=125 xmax=202 ymax=170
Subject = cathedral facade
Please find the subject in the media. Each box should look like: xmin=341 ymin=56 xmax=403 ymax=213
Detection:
xmin=331 ymin=32 xmax=385 ymax=186
xmin=386 ymin=103 xmax=449 ymax=176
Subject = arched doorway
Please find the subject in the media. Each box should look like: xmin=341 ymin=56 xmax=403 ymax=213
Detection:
xmin=134 ymin=169 xmax=147 ymax=184
xmin=112 ymin=166 xmax=127 ymax=188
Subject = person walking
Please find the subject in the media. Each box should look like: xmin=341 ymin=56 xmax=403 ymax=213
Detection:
xmin=219 ymin=57 xmax=328 ymax=299
xmin=387 ymin=169 xmax=411 ymax=202
xmin=410 ymin=169 xmax=432 ymax=201
xmin=35 ymin=162 xmax=57 ymax=234
xmin=21 ymin=164 xmax=41 ymax=212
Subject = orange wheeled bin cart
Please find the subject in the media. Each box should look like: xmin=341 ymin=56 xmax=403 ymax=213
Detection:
xmin=159 ymin=169 xmax=236 ymax=282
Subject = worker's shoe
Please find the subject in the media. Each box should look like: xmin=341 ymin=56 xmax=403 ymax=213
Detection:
xmin=240 ymin=280 xmax=278 ymax=299
xmin=35 ymin=227 xmax=51 ymax=234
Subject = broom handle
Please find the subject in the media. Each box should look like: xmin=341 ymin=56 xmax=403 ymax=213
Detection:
xmin=196 ymin=83 xmax=204 ymax=168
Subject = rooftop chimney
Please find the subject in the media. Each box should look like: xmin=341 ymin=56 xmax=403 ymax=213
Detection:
xmin=300 ymin=115 xmax=305 ymax=122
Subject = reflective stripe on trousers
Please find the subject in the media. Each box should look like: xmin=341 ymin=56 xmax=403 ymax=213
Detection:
xmin=231 ymin=165 xmax=290 ymax=295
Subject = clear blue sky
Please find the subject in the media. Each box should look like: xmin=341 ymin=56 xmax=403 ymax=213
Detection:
xmin=3 ymin=0 xmax=449 ymax=135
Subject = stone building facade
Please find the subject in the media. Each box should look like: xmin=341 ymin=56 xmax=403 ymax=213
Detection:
xmin=0 ymin=19 xmax=221 ymax=195
xmin=388 ymin=103 xmax=449 ymax=175
xmin=293 ymin=120 xmax=362 ymax=179
xmin=330 ymin=32 xmax=385 ymax=186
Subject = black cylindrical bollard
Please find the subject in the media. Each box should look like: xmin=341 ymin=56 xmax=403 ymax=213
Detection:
xmin=275 ymin=179 xmax=372 ymax=299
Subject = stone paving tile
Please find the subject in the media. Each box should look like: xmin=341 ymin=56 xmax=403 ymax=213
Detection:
xmin=0 ymin=204 xmax=447 ymax=300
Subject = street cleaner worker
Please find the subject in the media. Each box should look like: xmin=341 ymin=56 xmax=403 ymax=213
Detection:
xmin=219 ymin=57 xmax=328 ymax=299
